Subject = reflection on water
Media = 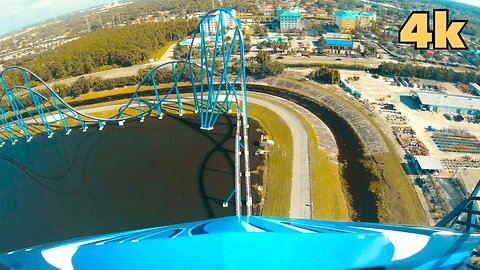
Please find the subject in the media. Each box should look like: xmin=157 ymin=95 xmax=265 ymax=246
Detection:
xmin=0 ymin=115 xmax=261 ymax=252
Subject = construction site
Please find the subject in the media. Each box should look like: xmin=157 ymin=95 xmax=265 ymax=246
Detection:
xmin=339 ymin=69 xmax=480 ymax=225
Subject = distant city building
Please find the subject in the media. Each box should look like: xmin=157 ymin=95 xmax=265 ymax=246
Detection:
xmin=278 ymin=6 xmax=302 ymax=32
xmin=413 ymin=91 xmax=480 ymax=115
xmin=334 ymin=10 xmax=376 ymax=32
xmin=199 ymin=7 xmax=237 ymax=35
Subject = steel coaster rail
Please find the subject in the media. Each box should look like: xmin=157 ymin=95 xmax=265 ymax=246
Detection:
xmin=0 ymin=8 xmax=252 ymax=216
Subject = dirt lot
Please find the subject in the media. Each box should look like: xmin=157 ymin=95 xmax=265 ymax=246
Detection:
xmin=339 ymin=69 xmax=480 ymax=160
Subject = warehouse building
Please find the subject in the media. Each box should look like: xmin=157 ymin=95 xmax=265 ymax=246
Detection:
xmin=413 ymin=91 xmax=480 ymax=115
xmin=413 ymin=156 xmax=443 ymax=175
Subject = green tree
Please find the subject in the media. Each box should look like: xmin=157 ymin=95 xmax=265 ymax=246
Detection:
xmin=247 ymin=51 xmax=285 ymax=78
xmin=253 ymin=24 xmax=268 ymax=37
xmin=311 ymin=66 xmax=340 ymax=84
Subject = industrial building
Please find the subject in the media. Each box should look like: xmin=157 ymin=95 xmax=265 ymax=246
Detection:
xmin=334 ymin=10 xmax=376 ymax=32
xmin=413 ymin=91 xmax=480 ymax=115
xmin=278 ymin=6 xmax=302 ymax=32
xmin=413 ymin=156 xmax=444 ymax=175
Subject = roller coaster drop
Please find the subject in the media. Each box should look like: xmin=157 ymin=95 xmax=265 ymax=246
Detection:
xmin=1 ymin=9 xmax=480 ymax=269
xmin=0 ymin=8 xmax=252 ymax=215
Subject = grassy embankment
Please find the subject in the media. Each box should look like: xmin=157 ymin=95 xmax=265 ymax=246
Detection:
xmin=75 ymin=90 xmax=347 ymax=220
xmin=248 ymin=103 xmax=293 ymax=217
xmin=255 ymin=94 xmax=349 ymax=220
xmin=150 ymin=41 xmax=176 ymax=60
xmin=281 ymin=77 xmax=426 ymax=225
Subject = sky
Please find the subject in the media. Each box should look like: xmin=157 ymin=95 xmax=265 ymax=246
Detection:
xmin=453 ymin=0 xmax=480 ymax=7
xmin=0 ymin=0 xmax=113 ymax=35
xmin=0 ymin=0 xmax=479 ymax=36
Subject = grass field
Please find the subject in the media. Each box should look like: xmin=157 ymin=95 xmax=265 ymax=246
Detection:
xmin=151 ymin=41 xmax=176 ymax=60
xmin=248 ymin=103 xmax=293 ymax=217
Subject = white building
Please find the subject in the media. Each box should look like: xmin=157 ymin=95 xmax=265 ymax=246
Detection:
xmin=199 ymin=7 xmax=237 ymax=35
xmin=278 ymin=7 xmax=302 ymax=32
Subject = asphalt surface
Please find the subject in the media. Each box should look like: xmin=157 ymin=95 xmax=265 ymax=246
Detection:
xmin=277 ymin=55 xmax=390 ymax=68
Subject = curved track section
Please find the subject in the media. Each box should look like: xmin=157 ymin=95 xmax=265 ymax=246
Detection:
xmin=0 ymin=8 xmax=253 ymax=215
xmin=0 ymin=8 xmax=247 ymax=145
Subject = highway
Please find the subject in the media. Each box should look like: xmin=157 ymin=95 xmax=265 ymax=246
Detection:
xmin=277 ymin=55 xmax=394 ymax=68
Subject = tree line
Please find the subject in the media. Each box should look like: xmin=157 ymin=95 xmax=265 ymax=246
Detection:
xmin=375 ymin=62 xmax=480 ymax=83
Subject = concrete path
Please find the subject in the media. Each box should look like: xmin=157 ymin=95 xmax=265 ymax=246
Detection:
xmin=248 ymin=95 xmax=311 ymax=219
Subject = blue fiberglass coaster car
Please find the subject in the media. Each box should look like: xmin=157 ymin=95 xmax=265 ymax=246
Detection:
xmin=1 ymin=181 xmax=480 ymax=269
xmin=0 ymin=215 xmax=479 ymax=269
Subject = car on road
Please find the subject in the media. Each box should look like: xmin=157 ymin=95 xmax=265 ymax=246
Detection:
xmin=335 ymin=58 xmax=342 ymax=61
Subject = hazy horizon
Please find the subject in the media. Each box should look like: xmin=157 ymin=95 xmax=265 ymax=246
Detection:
xmin=1 ymin=0 xmax=479 ymax=36
xmin=0 ymin=0 xmax=113 ymax=36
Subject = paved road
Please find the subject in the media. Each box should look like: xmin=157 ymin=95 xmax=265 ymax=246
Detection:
xmin=44 ymin=47 xmax=389 ymax=87
xmin=248 ymin=95 xmax=311 ymax=219
xmin=277 ymin=55 xmax=390 ymax=68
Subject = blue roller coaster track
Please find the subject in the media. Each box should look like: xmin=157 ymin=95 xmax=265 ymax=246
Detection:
xmin=0 ymin=8 xmax=480 ymax=269
xmin=0 ymin=8 xmax=253 ymax=216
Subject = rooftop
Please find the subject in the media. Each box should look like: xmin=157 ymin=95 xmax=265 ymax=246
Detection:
xmin=414 ymin=156 xmax=444 ymax=171
xmin=325 ymin=39 xmax=354 ymax=47
xmin=279 ymin=12 xmax=301 ymax=18
xmin=335 ymin=10 xmax=376 ymax=19
xmin=415 ymin=91 xmax=480 ymax=111
xmin=323 ymin=32 xmax=352 ymax=39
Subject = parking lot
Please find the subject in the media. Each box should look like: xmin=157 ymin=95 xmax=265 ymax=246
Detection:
xmin=339 ymin=70 xmax=480 ymax=161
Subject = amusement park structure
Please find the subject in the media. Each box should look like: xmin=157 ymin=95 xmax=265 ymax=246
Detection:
xmin=0 ymin=8 xmax=252 ymax=216
xmin=0 ymin=8 xmax=480 ymax=269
